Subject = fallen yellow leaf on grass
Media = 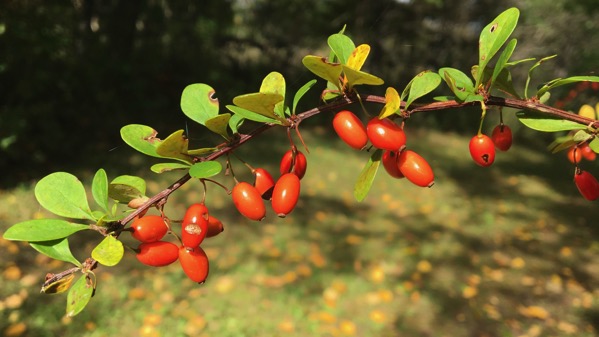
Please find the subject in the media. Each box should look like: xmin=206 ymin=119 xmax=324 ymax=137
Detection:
xmin=518 ymin=305 xmax=550 ymax=320
xmin=462 ymin=286 xmax=478 ymax=299
xmin=416 ymin=260 xmax=432 ymax=273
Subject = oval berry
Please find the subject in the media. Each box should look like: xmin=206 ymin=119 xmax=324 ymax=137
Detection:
xmin=181 ymin=203 xmax=209 ymax=249
xmin=130 ymin=215 xmax=168 ymax=243
xmin=253 ymin=168 xmax=275 ymax=200
xmin=366 ymin=117 xmax=406 ymax=151
xmin=179 ymin=246 xmax=210 ymax=283
xmin=567 ymin=147 xmax=583 ymax=164
xmin=491 ymin=124 xmax=512 ymax=151
xmin=580 ymin=143 xmax=596 ymax=161
xmin=469 ymin=134 xmax=495 ymax=167
xmin=271 ymin=173 xmax=301 ymax=217
xmin=333 ymin=110 xmax=368 ymax=150
xmin=397 ymin=150 xmax=434 ymax=187
xmin=574 ymin=169 xmax=599 ymax=201
xmin=136 ymin=241 xmax=179 ymax=267
xmin=206 ymin=215 xmax=224 ymax=238
xmin=232 ymin=182 xmax=266 ymax=221
xmin=381 ymin=150 xmax=404 ymax=179
xmin=279 ymin=149 xmax=307 ymax=179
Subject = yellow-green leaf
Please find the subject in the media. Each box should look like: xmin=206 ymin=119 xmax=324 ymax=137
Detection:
xmin=346 ymin=44 xmax=370 ymax=71
xmin=66 ymin=275 xmax=94 ymax=317
xmin=155 ymin=130 xmax=193 ymax=163
xmin=233 ymin=92 xmax=284 ymax=119
xmin=354 ymin=150 xmax=382 ymax=202
xmin=302 ymin=55 xmax=343 ymax=89
xmin=92 ymin=235 xmax=124 ymax=267
xmin=205 ymin=114 xmax=231 ymax=139
xmin=379 ymin=87 xmax=401 ymax=119
xmin=260 ymin=72 xmax=286 ymax=118
xmin=180 ymin=83 xmax=219 ymax=126
xmin=578 ymin=104 xmax=596 ymax=120
xmin=342 ymin=65 xmax=384 ymax=89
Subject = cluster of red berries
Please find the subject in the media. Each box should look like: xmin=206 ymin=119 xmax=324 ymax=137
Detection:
xmin=131 ymin=206 xmax=224 ymax=283
xmin=468 ymin=124 xmax=513 ymax=167
xmin=332 ymin=110 xmax=434 ymax=187
xmin=231 ymin=147 xmax=306 ymax=220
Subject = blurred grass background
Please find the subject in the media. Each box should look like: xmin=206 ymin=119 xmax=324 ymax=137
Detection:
xmin=2 ymin=0 xmax=599 ymax=336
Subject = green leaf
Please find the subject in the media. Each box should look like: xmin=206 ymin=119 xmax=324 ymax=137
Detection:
xmin=35 ymin=172 xmax=94 ymax=220
xmin=342 ymin=65 xmax=384 ymax=89
xmin=589 ymin=138 xmax=599 ymax=153
xmin=66 ymin=275 xmax=94 ymax=317
xmin=302 ymin=55 xmax=343 ymax=89
xmin=189 ymin=161 xmax=223 ymax=179
xmin=205 ymin=114 xmax=231 ymax=139
xmin=91 ymin=169 xmax=109 ymax=212
xmin=3 ymin=219 xmax=89 ymax=242
xmin=476 ymin=7 xmax=520 ymax=87
xmin=150 ymin=162 xmax=191 ymax=174
xmin=548 ymin=136 xmax=577 ymax=154
xmin=327 ymin=33 xmax=356 ymax=65
xmin=228 ymin=114 xmax=244 ymax=134
xmin=525 ymin=55 xmax=557 ymax=99
xmin=379 ymin=87 xmax=401 ymax=119
xmin=226 ymin=105 xmax=281 ymax=124
xmin=404 ymin=71 xmax=442 ymax=110
xmin=187 ymin=147 xmax=218 ymax=156
xmin=30 ymin=238 xmax=81 ymax=266
xmin=439 ymin=67 xmax=478 ymax=102
xmin=354 ymin=150 xmax=382 ymax=202
xmin=292 ymin=79 xmax=317 ymax=115
xmin=92 ymin=235 xmax=124 ymax=267
xmin=505 ymin=58 xmax=536 ymax=67
xmin=260 ymin=72 xmax=286 ymax=118
xmin=572 ymin=130 xmax=593 ymax=142
xmin=491 ymin=38 xmax=517 ymax=85
xmin=120 ymin=124 xmax=164 ymax=158
xmin=516 ymin=110 xmax=586 ymax=132
xmin=155 ymin=129 xmax=193 ymax=163
xmin=180 ymin=83 xmax=219 ymax=126
xmin=492 ymin=67 xmax=520 ymax=98
xmin=233 ymin=92 xmax=285 ymax=120
xmin=537 ymin=76 xmax=599 ymax=99
xmin=109 ymin=175 xmax=146 ymax=203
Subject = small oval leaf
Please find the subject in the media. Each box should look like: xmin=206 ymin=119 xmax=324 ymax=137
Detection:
xmin=91 ymin=235 xmax=124 ymax=267
xmin=120 ymin=124 xmax=163 ymax=158
xmin=292 ymin=79 xmax=317 ymax=115
xmin=354 ymin=150 xmax=382 ymax=202
xmin=108 ymin=175 xmax=146 ymax=203
xmin=302 ymin=55 xmax=343 ymax=89
xmin=180 ymin=83 xmax=219 ymax=126
xmin=260 ymin=72 xmax=286 ymax=118
xmin=150 ymin=162 xmax=191 ymax=174
xmin=379 ymin=87 xmax=401 ymax=119
xmin=205 ymin=114 xmax=232 ymax=139
xmin=342 ymin=65 xmax=384 ymax=89
xmin=30 ymin=238 xmax=81 ymax=266
xmin=233 ymin=92 xmax=284 ymax=120
xmin=91 ymin=169 xmax=109 ymax=212
xmin=327 ymin=33 xmax=356 ymax=65
xmin=226 ymin=105 xmax=281 ymax=124
xmin=405 ymin=71 xmax=442 ymax=109
xmin=516 ymin=110 xmax=586 ymax=132
xmin=3 ymin=219 xmax=89 ymax=242
xmin=66 ymin=275 xmax=94 ymax=317
xmin=189 ymin=161 xmax=223 ymax=179
xmin=346 ymin=44 xmax=370 ymax=71
xmin=35 ymin=172 xmax=94 ymax=220
xmin=155 ymin=130 xmax=193 ymax=163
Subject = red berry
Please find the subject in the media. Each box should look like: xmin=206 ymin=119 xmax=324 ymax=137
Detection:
xmin=366 ymin=117 xmax=406 ymax=151
xmin=206 ymin=215 xmax=224 ymax=238
xmin=580 ymin=143 xmax=596 ymax=161
xmin=179 ymin=246 xmax=210 ymax=283
xmin=491 ymin=124 xmax=513 ymax=151
xmin=567 ymin=147 xmax=582 ymax=164
xmin=232 ymin=182 xmax=266 ymax=221
xmin=279 ymin=149 xmax=307 ymax=179
xmin=181 ymin=203 xmax=209 ymax=249
xmin=332 ymin=110 xmax=368 ymax=150
xmin=381 ymin=150 xmax=404 ymax=179
xmin=574 ymin=169 xmax=599 ymax=201
xmin=130 ymin=215 xmax=168 ymax=243
xmin=271 ymin=173 xmax=301 ymax=217
xmin=397 ymin=150 xmax=434 ymax=187
xmin=253 ymin=168 xmax=275 ymax=200
xmin=469 ymin=134 xmax=496 ymax=167
xmin=136 ymin=241 xmax=179 ymax=267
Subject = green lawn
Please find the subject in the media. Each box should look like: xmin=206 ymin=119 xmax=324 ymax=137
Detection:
xmin=1 ymin=124 xmax=599 ymax=337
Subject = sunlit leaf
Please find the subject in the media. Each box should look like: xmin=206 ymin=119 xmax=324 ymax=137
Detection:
xmin=589 ymin=138 xmax=599 ymax=153
xmin=92 ymin=235 xmax=124 ymax=267
xmin=492 ymin=38 xmax=517 ymax=85
xmin=354 ymin=150 xmax=382 ymax=202
xmin=150 ymin=162 xmax=191 ymax=174
xmin=3 ymin=219 xmax=89 ymax=242
xmin=405 ymin=71 xmax=442 ymax=110
xmin=30 ymin=238 xmax=81 ymax=266
xmin=189 ymin=161 xmax=223 ymax=179
xmin=155 ymin=129 xmax=193 ymax=163
xmin=516 ymin=110 xmax=586 ymax=132
xmin=120 ymin=124 xmax=163 ymax=158
xmin=66 ymin=275 xmax=94 ymax=317
xmin=233 ymin=92 xmax=284 ymax=120
xmin=379 ymin=87 xmax=401 ymax=119
xmin=180 ymin=83 xmax=219 ymax=126
xmin=205 ymin=114 xmax=231 ymax=139
xmin=228 ymin=114 xmax=245 ymax=134
xmin=91 ymin=169 xmax=109 ymax=212
xmin=35 ymin=172 xmax=94 ymax=220
xmin=537 ymin=76 xmax=599 ymax=99
xmin=328 ymin=33 xmax=356 ymax=65
xmin=439 ymin=67 xmax=479 ymax=102
xmin=578 ymin=104 xmax=596 ymax=120
xmin=109 ymin=175 xmax=146 ymax=203
xmin=226 ymin=105 xmax=281 ymax=124
xmin=292 ymin=79 xmax=317 ymax=115
xmin=477 ymin=7 xmax=520 ymax=87
xmin=346 ymin=44 xmax=370 ymax=71
xmin=41 ymin=273 xmax=75 ymax=294
xmin=260 ymin=72 xmax=286 ymax=118
xmin=342 ymin=65 xmax=384 ymax=89
xmin=302 ymin=55 xmax=343 ymax=89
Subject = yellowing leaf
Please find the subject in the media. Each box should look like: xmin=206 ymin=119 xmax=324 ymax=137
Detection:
xmin=346 ymin=44 xmax=370 ymax=71
xmin=205 ymin=114 xmax=231 ymax=139
xmin=578 ymin=104 xmax=596 ymax=119
xmin=260 ymin=72 xmax=286 ymax=117
xmin=342 ymin=65 xmax=384 ymax=89
xmin=518 ymin=305 xmax=550 ymax=320
xmin=41 ymin=273 xmax=75 ymax=294
xmin=379 ymin=87 xmax=401 ymax=119
xmin=302 ymin=55 xmax=343 ymax=89
xmin=155 ymin=130 xmax=193 ymax=163
xmin=233 ymin=92 xmax=284 ymax=119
